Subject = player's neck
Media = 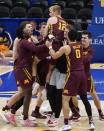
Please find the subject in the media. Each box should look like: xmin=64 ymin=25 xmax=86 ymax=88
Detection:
xmin=56 ymin=14 xmax=61 ymax=17
xmin=83 ymin=44 xmax=89 ymax=48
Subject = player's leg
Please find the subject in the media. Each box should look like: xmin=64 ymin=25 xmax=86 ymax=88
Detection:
xmin=69 ymin=97 xmax=81 ymax=122
xmin=31 ymin=86 xmax=46 ymax=119
xmin=89 ymin=76 xmax=104 ymax=120
xmin=90 ymin=91 xmax=104 ymax=120
xmin=80 ymin=73 xmax=95 ymax=130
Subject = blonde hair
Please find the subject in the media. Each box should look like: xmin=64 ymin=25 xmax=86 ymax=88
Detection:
xmin=50 ymin=5 xmax=61 ymax=15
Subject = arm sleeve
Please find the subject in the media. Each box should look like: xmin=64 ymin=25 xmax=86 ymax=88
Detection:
xmin=83 ymin=47 xmax=95 ymax=63
xmin=22 ymin=40 xmax=48 ymax=54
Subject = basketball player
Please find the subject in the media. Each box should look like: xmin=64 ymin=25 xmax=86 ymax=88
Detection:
xmin=0 ymin=22 xmax=48 ymax=121
xmin=45 ymin=24 xmax=75 ymax=127
xmin=82 ymin=32 xmax=104 ymax=120
xmin=3 ymin=23 xmax=48 ymax=127
xmin=69 ymin=31 xmax=104 ymax=121
xmin=31 ymin=22 xmax=49 ymax=119
xmin=45 ymin=5 xmax=66 ymax=87
xmin=46 ymin=30 xmax=95 ymax=130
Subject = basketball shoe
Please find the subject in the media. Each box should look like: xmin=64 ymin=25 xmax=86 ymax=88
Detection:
xmin=4 ymin=112 xmax=16 ymax=126
xmin=21 ymin=119 xmax=38 ymax=127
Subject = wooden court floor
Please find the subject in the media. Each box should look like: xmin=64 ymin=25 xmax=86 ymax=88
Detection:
xmin=0 ymin=98 xmax=104 ymax=131
xmin=0 ymin=59 xmax=104 ymax=131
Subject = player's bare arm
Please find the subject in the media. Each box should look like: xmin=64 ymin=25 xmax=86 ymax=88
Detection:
xmin=45 ymin=17 xmax=57 ymax=37
xmin=49 ymin=45 xmax=71 ymax=59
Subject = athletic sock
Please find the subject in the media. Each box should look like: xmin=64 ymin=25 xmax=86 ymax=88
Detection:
xmin=2 ymin=105 xmax=10 ymax=111
xmin=64 ymin=118 xmax=69 ymax=125
xmin=34 ymin=106 xmax=40 ymax=113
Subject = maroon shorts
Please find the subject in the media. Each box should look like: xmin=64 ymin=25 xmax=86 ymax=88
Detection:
xmin=63 ymin=70 xmax=87 ymax=96
xmin=87 ymin=75 xmax=95 ymax=93
xmin=37 ymin=59 xmax=49 ymax=86
xmin=14 ymin=66 xmax=33 ymax=89
xmin=50 ymin=43 xmax=62 ymax=65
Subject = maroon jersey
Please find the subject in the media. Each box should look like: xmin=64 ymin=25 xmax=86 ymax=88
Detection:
xmin=67 ymin=42 xmax=84 ymax=72
xmin=14 ymin=39 xmax=47 ymax=88
xmin=83 ymin=45 xmax=95 ymax=78
xmin=48 ymin=16 xmax=66 ymax=42
xmin=63 ymin=42 xmax=87 ymax=96
xmin=14 ymin=39 xmax=47 ymax=68
xmin=37 ymin=35 xmax=45 ymax=45
xmin=36 ymin=34 xmax=49 ymax=85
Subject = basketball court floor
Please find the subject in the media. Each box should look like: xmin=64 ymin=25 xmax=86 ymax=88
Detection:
xmin=0 ymin=57 xmax=104 ymax=131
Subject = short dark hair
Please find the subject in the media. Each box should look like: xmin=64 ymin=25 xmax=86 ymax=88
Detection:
xmin=39 ymin=22 xmax=47 ymax=30
xmin=16 ymin=21 xmax=30 ymax=39
xmin=15 ymin=26 xmax=24 ymax=39
xmin=82 ymin=31 xmax=92 ymax=39
xmin=68 ymin=30 xmax=77 ymax=41
xmin=20 ymin=21 xmax=30 ymax=27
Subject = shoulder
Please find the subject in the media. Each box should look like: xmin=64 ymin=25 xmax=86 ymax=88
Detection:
xmin=88 ymin=45 xmax=94 ymax=51
xmin=60 ymin=45 xmax=71 ymax=55
xmin=88 ymin=45 xmax=95 ymax=54
xmin=14 ymin=37 xmax=20 ymax=42
xmin=19 ymin=39 xmax=27 ymax=45
xmin=47 ymin=16 xmax=57 ymax=24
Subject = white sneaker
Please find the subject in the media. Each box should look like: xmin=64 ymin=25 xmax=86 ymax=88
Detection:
xmin=47 ymin=118 xmax=57 ymax=127
xmin=58 ymin=124 xmax=72 ymax=131
xmin=20 ymin=113 xmax=36 ymax=121
xmin=40 ymin=100 xmax=49 ymax=113
xmin=21 ymin=119 xmax=38 ymax=127
xmin=0 ymin=109 xmax=9 ymax=123
xmin=88 ymin=121 xmax=95 ymax=130
xmin=32 ymin=82 xmax=40 ymax=95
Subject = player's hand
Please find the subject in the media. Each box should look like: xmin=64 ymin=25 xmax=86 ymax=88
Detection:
xmin=31 ymin=36 xmax=39 ymax=44
xmin=63 ymin=39 xmax=67 ymax=46
xmin=45 ymin=40 xmax=52 ymax=48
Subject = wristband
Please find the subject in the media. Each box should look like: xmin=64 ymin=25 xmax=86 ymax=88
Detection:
xmin=49 ymin=46 xmax=52 ymax=50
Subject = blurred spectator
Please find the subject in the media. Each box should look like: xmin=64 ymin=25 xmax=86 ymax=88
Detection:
xmin=0 ymin=24 xmax=13 ymax=57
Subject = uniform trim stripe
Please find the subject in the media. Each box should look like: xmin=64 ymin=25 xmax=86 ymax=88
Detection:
xmin=63 ymin=55 xmax=70 ymax=89
xmin=23 ymin=68 xmax=32 ymax=81
xmin=90 ymin=76 xmax=95 ymax=93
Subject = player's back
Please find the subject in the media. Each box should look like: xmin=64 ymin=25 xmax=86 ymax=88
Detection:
xmin=48 ymin=16 xmax=66 ymax=42
xmin=66 ymin=42 xmax=84 ymax=72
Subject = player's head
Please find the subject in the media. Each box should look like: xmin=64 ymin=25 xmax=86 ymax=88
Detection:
xmin=81 ymin=31 xmax=92 ymax=47
xmin=30 ymin=20 xmax=36 ymax=30
xmin=49 ymin=5 xmax=61 ymax=17
xmin=68 ymin=30 xmax=77 ymax=42
xmin=64 ymin=24 xmax=75 ymax=40
xmin=39 ymin=22 xmax=47 ymax=36
xmin=16 ymin=23 xmax=33 ymax=39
